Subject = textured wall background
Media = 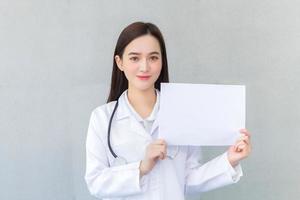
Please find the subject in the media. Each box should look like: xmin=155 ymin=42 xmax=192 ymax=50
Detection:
xmin=1 ymin=0 xmax=299 ymax=199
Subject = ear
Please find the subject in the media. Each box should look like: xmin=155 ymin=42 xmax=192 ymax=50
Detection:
xmin=115 ymin=55 xmax=124 ymax=71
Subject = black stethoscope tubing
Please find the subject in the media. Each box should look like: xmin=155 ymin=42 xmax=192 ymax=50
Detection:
xmin=107 ymin=100 xmax=119 ymax=158
xmin=107 ymin=98 xmax=179 ymax=162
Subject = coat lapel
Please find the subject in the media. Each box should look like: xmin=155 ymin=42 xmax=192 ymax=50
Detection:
xmin=113 ymin=89 xmax=160 ymax=138
xmin=150 ymin=118 xmax=159 ymax=135
xmin=114 ymin=91 xmax=152 ymax=140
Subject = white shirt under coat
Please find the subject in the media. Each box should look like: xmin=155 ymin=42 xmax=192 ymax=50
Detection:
xmin=85 ymin=89 xmax=243 ymax=200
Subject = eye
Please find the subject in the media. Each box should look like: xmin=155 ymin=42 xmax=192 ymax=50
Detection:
xmin=129 ymin=57 xmax=139 ymax=62
xmin=149 ymin=56 xmax=159 ymax=61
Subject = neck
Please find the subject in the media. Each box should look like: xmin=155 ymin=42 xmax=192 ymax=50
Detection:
xmin=127 ymin=86 xmax=157 ymax=115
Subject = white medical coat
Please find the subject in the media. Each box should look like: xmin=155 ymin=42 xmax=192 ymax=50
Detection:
xmin=85 ymin=89 xmax=243 ymax=200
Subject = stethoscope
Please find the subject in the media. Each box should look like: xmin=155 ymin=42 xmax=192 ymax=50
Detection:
xmin=107 ymin=100 xmax=128 ymax=166
xmin=107 ymin=98 xmax=179 ymax=166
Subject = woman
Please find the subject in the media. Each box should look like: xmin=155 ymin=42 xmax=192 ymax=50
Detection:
xmin=85 ymin=21 xmax=251 ymax=200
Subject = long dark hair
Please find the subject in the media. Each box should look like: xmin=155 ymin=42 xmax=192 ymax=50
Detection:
xmin=106 ymin=22 xmax=169 ymax=103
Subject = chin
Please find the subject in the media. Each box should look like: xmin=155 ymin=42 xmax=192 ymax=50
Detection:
xmin=129 ymin=79 xmax=157 ymax=91
xmin=138 ymin=86 xmax=154 ymax=91
xmin=132 ymin=84 xmax=155 ymax=91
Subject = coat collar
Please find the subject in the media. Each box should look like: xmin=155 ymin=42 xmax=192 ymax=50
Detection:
xmin=115 ymin=89 xmax=160 ymax=135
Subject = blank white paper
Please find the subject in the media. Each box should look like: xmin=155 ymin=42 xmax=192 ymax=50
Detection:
xmin=158 ymin=83 xmax=246 ymax=146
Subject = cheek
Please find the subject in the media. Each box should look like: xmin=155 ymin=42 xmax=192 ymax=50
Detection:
xmin=127 ymin=67 xmax=138 ymax=74
xmin=152 ymin=62 xmax=162 ymax=75
xmin=123 ymin=62 xmax=139 ymax=75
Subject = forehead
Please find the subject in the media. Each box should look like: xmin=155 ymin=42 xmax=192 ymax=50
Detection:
xmin=124 ymin=35 xmax=161 ymax=54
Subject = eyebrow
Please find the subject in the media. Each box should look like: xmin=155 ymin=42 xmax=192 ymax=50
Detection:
xmin=128 ymin=51 xmax=160 ymax=56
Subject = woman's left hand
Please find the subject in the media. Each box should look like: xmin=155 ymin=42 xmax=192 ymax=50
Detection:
xmin=227 ymin=128 xmax=252 ymax=167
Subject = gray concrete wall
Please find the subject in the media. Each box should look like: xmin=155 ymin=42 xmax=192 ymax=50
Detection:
xmin=1 ymin=0 xmax=299 ymax=199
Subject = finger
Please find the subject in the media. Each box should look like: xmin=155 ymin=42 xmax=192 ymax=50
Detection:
xmin=236 ymin=142 xmax=247 ymax=151
xmin=235 ymin=140 xmax=244 ymax=147
xmin=238 ymin=135 xmax=250 ymax=145
xmin=235 ymin=146 xmax=238 ymax=152
xmin=238 ymin=144 xmax=246 ymax=150
xmin=154 ymin=146 xmax=167 ymax=160
xmin=161 ymin=146 xmax=167 ymax=159
xmin=239 ymin=129 xmax=251 ymax=137
xmin=154 ymin=139 xmax=167 ymax=145
xmin=153 ymin=144 xmax=167 ymax=151
xmin=152 ymin=149 xmax=163 ymax=160
xmin=159 ymin=151 xmax=164 ymax=160
xmin=243 ymin=136 xmax=250 ymax=145
xmin=237 ymin=142 xmax=250 ymax=153
xmin=235 ymin=144 xmax=241 ymax=152
xmin=236 ymin=145 xmax=242 ymax=152
xmin=236 ymin=140 xmax=247 ymax=147
xmin=236 ymin=147 xmax=242 ymax=152
xmin=160 ymin=149 xmax=167 ymax=160
xmin=237 ymin=133 xmax=250 ymax=143
xmin=154 ymin=143 xmax=167 ymax=150
xmin=235 ymin=141 xmax=246 ymax=151
xmin=238 ymin=134 xmax=247 ymax=140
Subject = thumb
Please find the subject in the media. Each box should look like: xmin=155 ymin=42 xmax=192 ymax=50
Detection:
xmin=228 ymin=145 xmax=236 ymax=152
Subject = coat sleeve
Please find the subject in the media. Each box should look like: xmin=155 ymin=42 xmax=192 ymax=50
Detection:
xmin=84 ymin=110 xmax=149 ymax=199
xmin=184 ymin=146 xmax=243 ymax=195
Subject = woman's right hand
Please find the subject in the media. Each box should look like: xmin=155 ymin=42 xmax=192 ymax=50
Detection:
xmin=139 ymin=139 xmax=167 ymax=177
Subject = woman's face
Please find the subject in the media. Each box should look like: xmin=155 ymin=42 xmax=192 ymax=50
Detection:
xmin=115 ymin=34 xmax=162 ymax=92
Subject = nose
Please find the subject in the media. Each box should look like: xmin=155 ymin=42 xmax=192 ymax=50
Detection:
xmin=139 ymin=59 xmax=149 ymax=72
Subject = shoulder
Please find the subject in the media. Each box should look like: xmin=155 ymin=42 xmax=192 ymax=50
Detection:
xmin=90 ymin=101 xmax=118 ymax=122
xmin=87 ymin=101 xmax=118 ymax=141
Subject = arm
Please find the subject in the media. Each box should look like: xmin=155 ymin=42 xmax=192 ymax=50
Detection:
xmin=84 ymin=111 xmax=148 ymax=198
xmin=185 ymin=128 xmax=252 ymax=195
xmin=184 ymin=146 xmax=243 ymax=195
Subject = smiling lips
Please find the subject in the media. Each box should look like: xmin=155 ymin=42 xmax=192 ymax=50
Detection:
xmin=137 ymin=75 xmax=151 ymax=80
